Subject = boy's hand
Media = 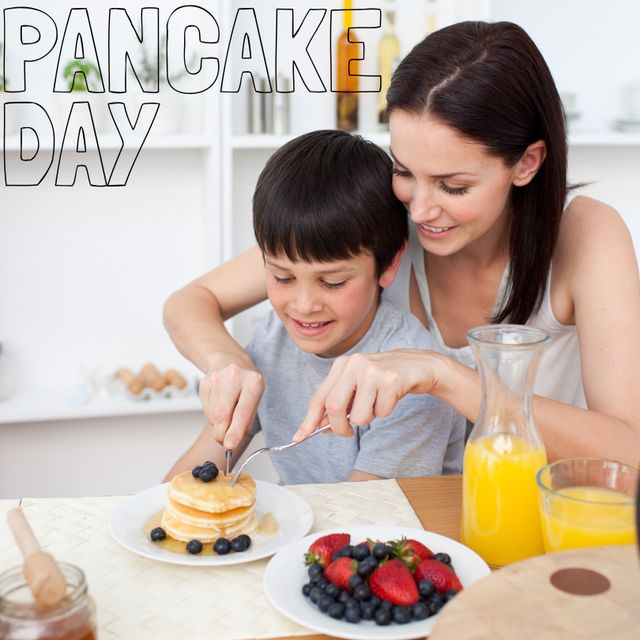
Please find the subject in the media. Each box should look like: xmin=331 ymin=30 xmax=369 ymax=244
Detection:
xmin=199 ymin=360 xmax=264 ymax=449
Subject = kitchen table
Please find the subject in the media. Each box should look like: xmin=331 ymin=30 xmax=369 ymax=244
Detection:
xmin=0 ymin=476 xmax=460 ymax=640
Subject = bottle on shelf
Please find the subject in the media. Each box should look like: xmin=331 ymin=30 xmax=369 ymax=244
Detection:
xmin=272 ymin=76 xmax=291 ymax=135
xmin=425 ymin=0 xmax=438 ymax=36
xmin=377 ymin=0 xmax=401 ymax=128
xmin=336 ymin=0 xmax=358 ymax=131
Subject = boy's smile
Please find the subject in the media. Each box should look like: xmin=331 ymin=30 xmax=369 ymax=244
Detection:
xmin=264 ymin=253 xmax=386 ymax=358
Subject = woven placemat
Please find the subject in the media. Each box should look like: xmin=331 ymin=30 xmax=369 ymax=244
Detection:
xmin=0 ymin=479 xmax=422 ymax=640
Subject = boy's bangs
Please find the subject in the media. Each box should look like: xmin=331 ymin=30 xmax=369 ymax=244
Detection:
xmin=260 ymin=203 xmax=365 ymax=264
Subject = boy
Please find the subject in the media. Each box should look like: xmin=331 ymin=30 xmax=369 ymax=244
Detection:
xmin=167 ymin=130 xmax=464 ymax=484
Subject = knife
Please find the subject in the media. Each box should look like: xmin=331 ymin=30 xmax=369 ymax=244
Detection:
xmin=225 ymin=449 xmax=232 ymax=476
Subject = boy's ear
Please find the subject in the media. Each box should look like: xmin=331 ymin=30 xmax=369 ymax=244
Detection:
xmin=378 ymin=241 xmax=407 ymax=288
xmin=512 ymin=140 xmax=546 ymax=187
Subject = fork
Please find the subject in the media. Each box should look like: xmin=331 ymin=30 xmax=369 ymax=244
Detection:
xmin=230 ymin=424 xmax=333 ymax=486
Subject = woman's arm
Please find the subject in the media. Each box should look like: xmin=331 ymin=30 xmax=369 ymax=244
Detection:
xmin=163 ymin=246 xmax=269 ymax=448
xmin=534 ymin=196 xmax=640 ymax=463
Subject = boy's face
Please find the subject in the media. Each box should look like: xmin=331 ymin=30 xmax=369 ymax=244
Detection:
xmin=264 ymin=252 xmax=383 ymax=358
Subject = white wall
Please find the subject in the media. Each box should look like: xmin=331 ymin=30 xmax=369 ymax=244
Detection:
xmin=2 ymin=1 xmax=640 ymax=498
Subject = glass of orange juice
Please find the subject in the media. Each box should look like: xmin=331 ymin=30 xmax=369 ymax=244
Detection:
xmin=536 ymin=458 xmax=638 ymax=553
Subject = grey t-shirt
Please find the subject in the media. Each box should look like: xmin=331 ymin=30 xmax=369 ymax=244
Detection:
xmin=245 ymin=299 xmax=465 ymax=485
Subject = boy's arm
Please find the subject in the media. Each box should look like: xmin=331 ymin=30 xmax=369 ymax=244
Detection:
xmin=347 ymin=470 xmax=383 ymax=481
xmin=163 ymin=424 xmax=253 ymax=481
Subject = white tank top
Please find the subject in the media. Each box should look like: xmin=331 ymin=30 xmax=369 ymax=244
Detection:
xmin=385 ymin=224 xmax=586 ymax=408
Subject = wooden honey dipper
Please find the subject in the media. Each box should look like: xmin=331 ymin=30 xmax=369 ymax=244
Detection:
xmin=6 ymin=506 xmax=67 ymax=607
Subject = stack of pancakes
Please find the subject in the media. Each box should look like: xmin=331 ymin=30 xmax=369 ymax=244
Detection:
xmin=161 ymin=470 xmax=258 ymax=542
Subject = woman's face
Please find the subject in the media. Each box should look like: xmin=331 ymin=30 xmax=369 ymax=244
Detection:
xmin=389 ymin=110 xmax=519 ymax=258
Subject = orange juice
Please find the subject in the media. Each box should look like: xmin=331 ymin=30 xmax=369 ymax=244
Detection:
xmin=461 ymin=433 xmax=547 ymax=567
xmin=539 ymin=486 xmax=636 ymax=552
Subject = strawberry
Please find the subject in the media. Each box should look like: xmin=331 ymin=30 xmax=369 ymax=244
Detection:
xmin=414 ymin=558 xmax=463 ymax=593
xmin=369 ymin=559 xmax=419 ymax=606
xmin=304 ymin=533 xmax=350 ymax=567
xmin=391 ymin=537 xmax=433 ymax=569
xmin=324 ymin=557 xmax=358 ymax=591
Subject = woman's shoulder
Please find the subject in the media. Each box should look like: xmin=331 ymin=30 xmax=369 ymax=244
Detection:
xmin=561 ymin=194 xmax=627 ymax=237
xmin=557 ymin=195 xmax=631 ymax=260
xmin=555 ymin=195 xmax=636 ymax=305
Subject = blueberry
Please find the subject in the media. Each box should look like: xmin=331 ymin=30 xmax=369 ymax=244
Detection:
xmin=353 ymin=584 xmax=370 ymax=601
xmin=338 ymin=590 xmax=350 ymax=604
xmin=374 ymin=607 xmax=391 ymax=626
xmin=412 ymin=601 xmax=431 ymax=620
xmin=316 ymin=577 xmax=329 ymax=590
xmin=186 ymin=540 xmax=203 ymax=554
xmin=392 ymin=605 xmax=412 ymax=624
xmin=308 ymin=564 xmax=324 ymax=580
xmin=379 ymin=599 xmax=394 ymax=612
xmin=347 ymin=574 xmax=363 ymax=591
xmin=352 ymin=543 xmax=370 ymax=561
xmin=191 ymin=465 xmax=202 ymax=478
xmin=418 ymin=579 xmax=436 ymax=598
xmin=302 ymin=583 xmax=312 ymax=597
xmin=361 ymin=601 xmax=377 ymax=620
xmin=198 ymin=465 xmax=218 ymax=482
xmin=231 ymin=534 xmax=251 ymax=552
xmin=369 ymin=595 xmax=381 ymax=607
xmin=309 ymin=587 xmax=323 ymax=604
xmin=357 ymin=556 xmax=378 ymax=577
xmin=214 ymin=538 xmax=231 ymax=555
xmin=150 ymin=527 xmax=166 ymax=542
xmin=344 ymin=604 xmax=362 ymax=623
xmin=342 ymin=596 xmax=358 ymax=609
xmin=430 ymin=593 xmax=445 ymax=606
xmin=327 ymin=602 xmax=345 ymax=619
xmin=333 ymin=544 xmax=354 ymax=560
xmin=430 ymin=600 xmax=443 ymax=614
xmin=433 ymin=552 xmax=451 ymax=565
xmin=444 ymin=588 xmax=459 ymax=600
xmin=324 ymin=583 xmax=340 ymax=599
xmin=345 ymin=599 xmax=361 ymax=611
xmin=372 ymin=543 xmax=392 ymax=560
xmin=318 ymin=594 xmax=333 ymax=612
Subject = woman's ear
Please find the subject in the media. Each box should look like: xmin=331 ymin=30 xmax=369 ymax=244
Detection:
xmin=378 ymin=241 xmax=407 ymax=288
xmin=512 ymin=140 xmax=547 ymax=187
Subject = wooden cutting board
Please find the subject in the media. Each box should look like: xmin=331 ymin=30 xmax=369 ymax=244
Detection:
xmin=430 ymin=545 xmax=640 ymax=639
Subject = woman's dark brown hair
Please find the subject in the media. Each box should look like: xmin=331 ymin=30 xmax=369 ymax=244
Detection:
xmin=387 ymin=21 xmax=567 ymax=324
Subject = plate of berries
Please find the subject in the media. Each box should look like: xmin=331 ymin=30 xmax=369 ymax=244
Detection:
xmin=263 ymin=525 xmax=490 ymax=639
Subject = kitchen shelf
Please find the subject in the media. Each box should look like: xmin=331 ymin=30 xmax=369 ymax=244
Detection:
xmin=0 ymin=386 xmax=203 ymax=424
xmin=2 ymin=133 xmax=213 ymax=152
xmin=569 ymin=131 xmax=640 ymax=146
xmin=230 ymin=130 xmax=640 ymax=150
xmin=230 ymin=131 xmax=392 ymax=149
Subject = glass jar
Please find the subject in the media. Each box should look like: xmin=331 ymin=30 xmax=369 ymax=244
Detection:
xmin=0 ymin=563 xmax=96 ymax=640
xmin=461 ymin=325 xmax=551 ymax=567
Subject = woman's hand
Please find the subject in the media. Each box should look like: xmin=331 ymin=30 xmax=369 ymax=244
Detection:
xmin=199 ymin=359 xmax=264 ymax=449
xmin=293 ymin=350 xmax=445 ymax=441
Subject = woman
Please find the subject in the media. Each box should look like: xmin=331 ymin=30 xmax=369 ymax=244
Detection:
xmin=164 ymin=21 xmax=640 ymax=465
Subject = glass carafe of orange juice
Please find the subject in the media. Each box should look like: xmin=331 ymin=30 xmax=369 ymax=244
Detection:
xmin=461 ymin=325 xmax=551 ymax=567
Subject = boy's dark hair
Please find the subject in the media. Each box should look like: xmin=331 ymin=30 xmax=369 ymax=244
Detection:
xmin=253 ymin=129 xmax=408 ymax=276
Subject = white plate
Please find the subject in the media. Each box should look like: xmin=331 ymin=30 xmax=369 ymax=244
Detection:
xmin=263 ymin=524 xmax=490 ymax=640
xmin=110 ymin=480 xmax=313 ymax=566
